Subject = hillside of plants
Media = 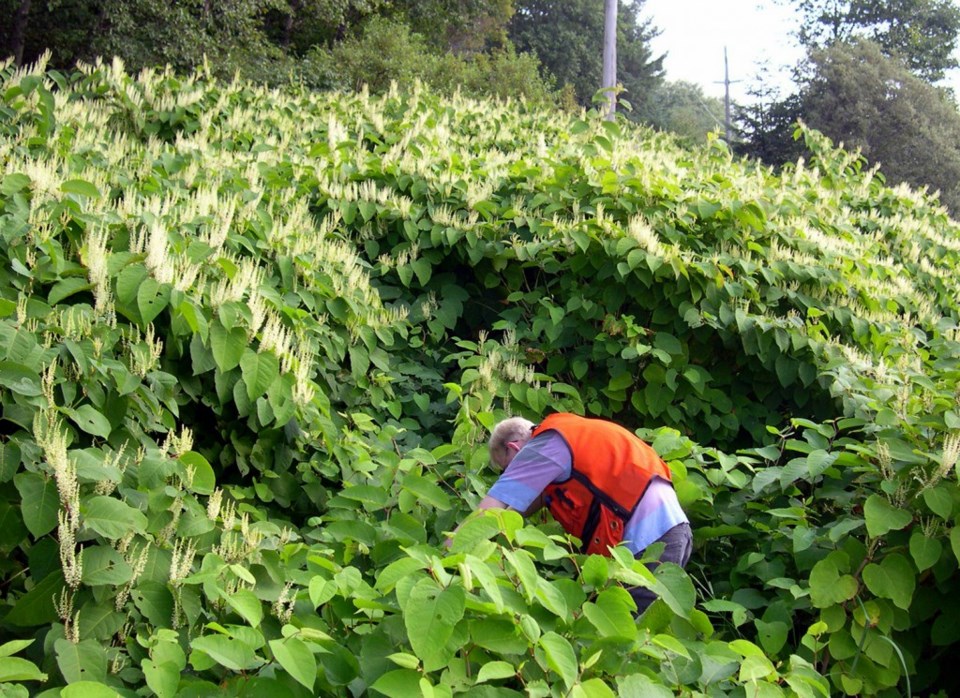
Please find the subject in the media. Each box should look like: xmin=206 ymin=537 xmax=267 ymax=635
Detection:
xmin=2 ymin=54 xmax=960 ymax=697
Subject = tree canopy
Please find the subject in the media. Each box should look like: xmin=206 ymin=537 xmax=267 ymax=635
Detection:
xmin=508 ymin=0 xmax=664 ymax=112
xmin=789 ymin=0 xmax=960 ymax=81
xmin=803 ymin=39 xmax=960 ymax=211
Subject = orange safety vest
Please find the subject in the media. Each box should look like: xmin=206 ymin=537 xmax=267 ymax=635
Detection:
xmin=533 ymin=413 xmax=673 ymax=556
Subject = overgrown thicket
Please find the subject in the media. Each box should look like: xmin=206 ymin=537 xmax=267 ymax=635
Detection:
xmin=2 ymin=56 xmax=960 ymax=697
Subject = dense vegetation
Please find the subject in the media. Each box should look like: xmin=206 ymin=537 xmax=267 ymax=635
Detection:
xmin=2 ymin=55 xmax=960 ymax=697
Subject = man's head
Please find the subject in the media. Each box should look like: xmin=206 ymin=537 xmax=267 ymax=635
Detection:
xmin=488 ymin=417 xmax=535 ymax=471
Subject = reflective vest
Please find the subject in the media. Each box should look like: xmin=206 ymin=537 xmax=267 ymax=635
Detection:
xmin=533 ymin=413 xmax=673 ymax=556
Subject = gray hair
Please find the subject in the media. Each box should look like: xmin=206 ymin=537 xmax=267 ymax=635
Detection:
xmin=488 ymin=417 xmax=535 ymax=466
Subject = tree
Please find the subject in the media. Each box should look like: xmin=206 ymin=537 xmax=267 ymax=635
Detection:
xmin=637 ymin=80 xmax=727 ymax=146
xmin=508 ymin=0 xmax=663 ymax=113
xmin=388 ymin=0 xmax=515 ymax=53
xmin=788 ymin=0 xmax=960 ymax=81
xmin=802 ymin=39 xmax=960 ymax=212
xmin=733 ymin=69 xmax=806 ymax=167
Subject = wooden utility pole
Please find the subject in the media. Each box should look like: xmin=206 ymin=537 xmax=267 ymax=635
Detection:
xmin=715 ymin=47 xmax=741 ymax=141
xmin=602 ymin=0 xmax=618 ymax=121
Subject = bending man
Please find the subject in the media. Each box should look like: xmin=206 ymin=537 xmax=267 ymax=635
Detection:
xmin=477 ymin=412 xmax=692 ymax=614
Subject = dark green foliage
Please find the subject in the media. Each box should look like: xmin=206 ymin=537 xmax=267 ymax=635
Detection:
xmin=790 ymin=0 xmax=960 ymax=81
xmin=2 ymin=59 xmax=960 ymax=696
xmin=803 ymin=39 xmax=960 ymax=213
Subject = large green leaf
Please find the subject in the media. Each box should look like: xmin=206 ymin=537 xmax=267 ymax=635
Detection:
xmin=268 ymin=637 xmax=316 ymax=691
xmin=370 ymin=669 xmax=422 ymax=697
xmin=538 ymin=632 xmax=578 ymax=690
xmin=0 ymin=656 xmax=46 ymax=682
xmin=0 ymin=361 xmax=42 ymax=396
xmin=190 ymin=634 xmax=261 ymax=672
xmin=582 ymin=587 xmax=638 ymax=640
xmin=4 ymin=570 xmax=64 ymax=627
xmin=13 ymin=472 xmax=58 ymax=537
xmin=863 ymin=494 xmax=912 ymax=538
xmin=210 ymin=321 xmax=248 ymax=372
xmin=808 ymin=554 xmax=858 ymax=608
xmin=80 ymin=545 xmax=133 ymax=586
xmin=861 ymin=554 xmax=916 ymax=610
xmin=63 ymin=405 xmax=112 ymax=439
xmin=82 ymin=496 xmax=147 ymax=539
xmin=137 ymin=277 xmax=170 ymax=325
xmin=402 ymin=578 xmax=465 ymax=672
xmin=223 ymin=588 xmax=264 ymax=627
xmin=142 ymin=659 xmax=181 ymax=698
xmin=241 ymin=348 xmax=279 ymax=400
xmin=55 ymin=638 xmax=107 ymax=683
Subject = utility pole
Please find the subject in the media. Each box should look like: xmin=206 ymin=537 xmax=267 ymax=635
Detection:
xmin=602 ymin=0 xmax=618 ymax=121
xmin=715 ymin=47 xmax=741 ymax=142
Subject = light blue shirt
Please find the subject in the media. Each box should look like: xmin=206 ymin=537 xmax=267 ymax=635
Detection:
xmin=488 ymin=430 xmax=687 ymax=555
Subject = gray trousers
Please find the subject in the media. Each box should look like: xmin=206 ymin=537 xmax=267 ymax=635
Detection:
xmin=628 ymin=522 xmax=693 ymax=615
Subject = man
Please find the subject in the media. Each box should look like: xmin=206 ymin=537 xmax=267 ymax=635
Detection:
xmin=473 ymin=412 xmax=692 ymax=614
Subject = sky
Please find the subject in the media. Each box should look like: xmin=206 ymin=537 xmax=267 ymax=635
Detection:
xmin=640 ymin=0 xmax=960 ymax=103
xmin=640 ymin=0 xmax=807 ymax=103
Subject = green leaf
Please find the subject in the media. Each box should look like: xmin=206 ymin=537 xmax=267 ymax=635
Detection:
xmin=0 ymin=441 xmax=21 ymax=482
xmin=582 ymin=587 xmax=637 ymax=640
xmin=808 ymin=554 xmax=858 ymax=608
xmin=909 ymin=531 xmax=942 ymax=571
xmin=55 ymin=638 xmax=107 ymax=683
xmin=190 ymin=634 xmax=261 ymax=672
xmin=403 ymin=578 xmax=465 ymax=672
xmin=861 ymin=553 xmax=916 ymax=610
xmin=573 ymin=678 xmax=616 ymax=698
xmin=0 ymin=361 xmax=42 ymax=397
xmin=4 ymin=570 xmax=63 ymax=627
xmin=309 ymin=577 xmax=338 ymax=608
xmin=142 ymin=659 xmax=180 ymax=698
xmin=48 ymin=278 xmax=93 ymax=305
xmin=80 ymin=545 xmax=133 ymax=586
xmin=401 ymin=473 xmax=450 ymax=510
xmin=648 ymin=563 xmax=696 ymax=617
xmin=137 ymin=277 xmax=170 ymax=325
xmin=269 ymin=637 xmax=316 ymax=691
xmin=82 ymin=495 xmax=147 ymax=539
xmin=450 ymin=513 xmax=500 ymax=553
xmin=0 ymin=656 xmax=46 ymax=682
xmin=755 ymin=619 xmax=789 ymax=656
xmin=370 ymin=669 xmax=422 ymax=697
xmin=476 ymin=660 xmax=516 ymax=683
xmin=64 ymin=405 xmax=112 ymax=439
xmin=863 ymin=494 xmax=912 ymax=537
xmin=241 ymin=349 xmax=278 ymax=400
xmin=385 ymin=653 xmax=420 ymax=670
xmin=0 ymin=640 xmax=34 ymax=658
xmin=210 ymin=321 xmax=248 ymax=371
xmin=581 ymin=555 xmax=609 ymax=588
xmin=60 ymin=178 xmax=101 ymax=198
xmin=78 ymin=601 xmax=125 ymax=641
xmin=116 ymin=264 xmax=148 ymax=305
xmin=922 ymin=485 xmax=953 ymax=519
xmin=538 ymin=632 xmax=578 ymax=690
xmin=60 ymin=681 xmax=123 ymax=697
xmin=223 ymin=589 xmax=264 ymax=628
xmin=13 ymin=471 xmax=59 ymax=538
xmin=179 ymin=451 xmax=216 ymax=494
xmin=0 ymin=172 xmax=31 ymax=195
xmin=131 ymin=581 xmax=174 ymax=627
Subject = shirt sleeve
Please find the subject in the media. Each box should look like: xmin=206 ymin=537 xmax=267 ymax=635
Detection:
xmin=487 ymin=430 xmax=572 ymax=513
